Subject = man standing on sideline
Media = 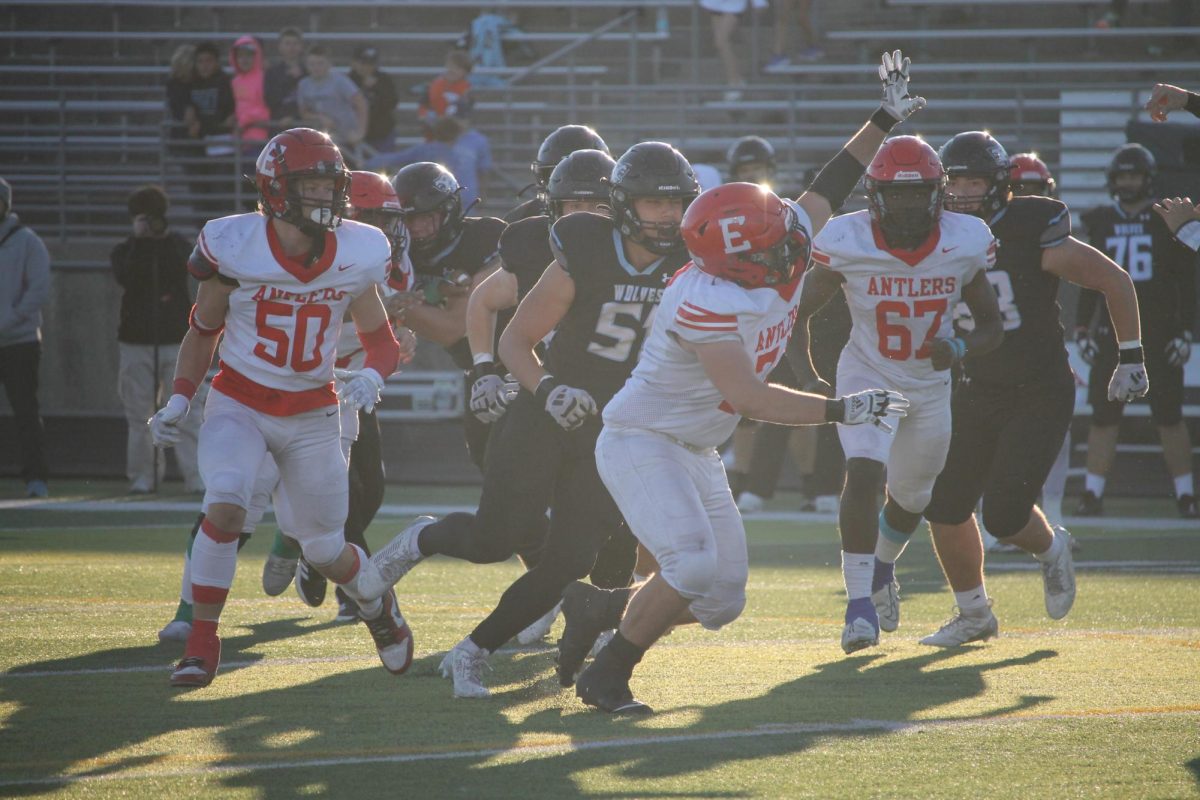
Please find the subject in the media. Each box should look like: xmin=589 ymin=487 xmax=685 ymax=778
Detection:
xmin=264 ymin=27 xmax=307 ymax=131
xmin=111 ymin=186 xmax=205 ymax=494
xmin=0 ymin=178 xmax=51 ymax=498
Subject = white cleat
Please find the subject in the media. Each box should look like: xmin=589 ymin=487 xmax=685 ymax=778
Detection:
xmin=920 ymin=605 xmax=999 ymax=647
xmin=438 ymin=641 xmax=491 ymax=698
xmin=359 ymin=516 xmax=436 ymax=601
xmin=261 ymin=553 xmax=299 ymax=596
xmin=841 ymin=617 xmax=879 ymax=654
xmin=871 ymin=580 xmax=900 ymax=633
xmin=736 ymin=491 xmax=765 ymax=514
xmin=1042 ymin=526 xmax=1077 ymax=620
xmin=157 ymin=619 xmax=192 ymax=643
xmin=516 ymin=602 xmax=561 ymax=645
xmin=589 ymin=628 xmax=615 ymax=659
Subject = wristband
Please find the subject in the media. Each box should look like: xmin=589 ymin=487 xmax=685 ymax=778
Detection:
xmin=824 ymin=398 xmax=846 ymax=423
xmin=471 ymin=358 xmax=497 ymax=382
xmin=535 ymin=375 xmax=559 ymax=404
xmin=473 ymin=352 xmax=495 ymax=366
xmin=1176 ymin=220 xmax=1200 ymax=253
xmin=172 ymin=378 xmax=197 ymax=401
xmin=1117 ymin=340 xmax=1144 ymax=365
xmin=870 ymin=106 xmax=900 ymax=132
xmin=949 ymin=336 xmax=967 ymax=361
xmin=1186 ymin=91 xmax=1200 ymax=117
xmin=188 ymin=306 xmax=224 ymax=337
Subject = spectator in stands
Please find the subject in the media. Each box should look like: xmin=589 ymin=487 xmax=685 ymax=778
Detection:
xmin=765 ymin=0 xmax=824 ymax=70
xmin=367 ymin=116 xmax=487 ymax=208
xmin=110 ymin=186 xmax=204 ymax=495
xmin=700 ymin=0 xmax=767 ymax=102
xmin=165 ymin=41 xmax=234 ymax=216
xmin=452 ymin=114 xmax=493 ymax=209
xmin=165 ymin=44 xmax=197 ymax=144
xmin=230 ymin=36 xmax=271 ymax=155
xmin=458 ymin=11 xmax=526 ymax=88
xmin=264 ymin=26 xmax=307 ymax=129
xmin=0 ymin=178 xmax=51 ymax=498
xmin=298 ymin=45 xmax=367 ymax=152
xmin=348 ymin=46 xmax=399 ymax=153
xmin=418 ymin=50 xmax=473 ymax=135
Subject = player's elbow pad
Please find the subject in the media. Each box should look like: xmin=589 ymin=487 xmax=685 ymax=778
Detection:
xmin=359 ymin=323 xmax=401 ymax=379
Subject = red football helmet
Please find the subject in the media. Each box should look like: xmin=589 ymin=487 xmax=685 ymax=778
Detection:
xmin=681 ymin=182 xmax=812 ymax=290
xmin=864 ymin=136 xmax=946 ymax=249
xmin=348 ymin=170 xmax=408 ymax=258
xmin=1009 ymin=152 xmax=1057 ymax=198
xmin=255 ymin=127 xmax=351 ymax=234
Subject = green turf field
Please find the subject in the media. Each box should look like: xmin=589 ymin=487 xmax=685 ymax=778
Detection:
xmin=1 ymin=481 xmax=1197 ymax=798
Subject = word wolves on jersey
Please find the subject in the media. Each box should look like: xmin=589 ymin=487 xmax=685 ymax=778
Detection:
xmin=250 ymin=285 xmax=349 ymax=304
xmin=867 ymin=275 xmax=958 ymax=298
xmin=613 ymin=285 xmax=666 ymax=303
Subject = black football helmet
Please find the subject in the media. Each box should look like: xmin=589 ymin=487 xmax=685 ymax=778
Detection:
xmin=726 ymin=135 xmax=777 ymax=181
xmin=1106 ymin=143 xmax=1156 ymax=203
xmin=610 ymin=142 xmax=700 ymax=256
xmin=546 ymin=149 xmax=616 ymax=222
xmin=391 ymin=162 xmax=464 ymax=259
xmin=939 ymin=131 xmax=1011 ymax=218
xmin=531 ymin=125 xmax=609 ymax=188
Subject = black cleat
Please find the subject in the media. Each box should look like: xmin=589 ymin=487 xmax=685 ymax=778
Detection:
xmin=334 ymin=588 xmax=360 ymax=623
xmin=575 ymin=651 xmax=652 ymax=716
xmin=1178 ymin=494 xmax=1198 ymax=519
xmin=1075 ymin=490 xmax=1103 ymax=517
xmin=556 ymin=581 xmax=620 ymax=687
xmin=294 ymin=558 xmax=328 ymax=608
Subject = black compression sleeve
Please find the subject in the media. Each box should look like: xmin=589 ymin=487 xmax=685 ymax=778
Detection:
xmin=809 ymin=149 xmax=867 ymax=213
xmin=1186 ymin=91 xmax=1200 ymax=119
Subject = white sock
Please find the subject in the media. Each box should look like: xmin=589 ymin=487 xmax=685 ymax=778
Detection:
xmin=336 ymin=544 xmax=383 ymax=618
xmin=1041 ymin=496 xmax=1064 ymax=528
xmin=874 ymin=533 xmax=909 ymax=564
xmin=1085 ymin=473 xmax=1106 ymax=497
xmin=954 ymin=585 xmax=990 ymax=614
xmin=841 ymin=552 xmax=874 ymax=600
xmin=1174 ymin=474 xmax=1194 ymax=499
xmin=460 ymin=636 xmax=488 ymax=656
xmin=1032 ymin=528 xmax=1065 ymax=563
xmin=190 ymin=531 xmax=238 ymax=590
xmin=180 ymin=539 xmax=194 ymax=605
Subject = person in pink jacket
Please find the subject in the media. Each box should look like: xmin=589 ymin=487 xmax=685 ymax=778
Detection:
xmin=230 ymin=36 xmax=271 ymax=154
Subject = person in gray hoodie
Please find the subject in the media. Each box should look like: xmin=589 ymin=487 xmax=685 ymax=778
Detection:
xmin=0 ymin=178 xmax=51 ymax=497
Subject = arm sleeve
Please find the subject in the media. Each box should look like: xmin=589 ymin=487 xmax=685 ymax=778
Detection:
xmin=15 ymin=233 xmax=51 ymax=320
xmin=187 ymin=229 xmax=220 ymax=281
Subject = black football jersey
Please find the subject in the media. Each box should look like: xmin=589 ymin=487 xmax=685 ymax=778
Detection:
xmin=1078 ymin=201 xmax=1197 ymax=343
xmin=503 ymin=196 xmax=547 ymax=224
xmin=411 ymin=216 xmax=506 ymax=369
xmin=494 ymin=215 xmax=553 ymax=355
xmin=544 ymin=212 xmax=689 ymax=406
xmin=955 ymin=196 xmax=1073 ymax=385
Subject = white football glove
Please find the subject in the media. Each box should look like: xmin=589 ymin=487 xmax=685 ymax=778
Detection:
xmin=335 ymin=367 xmax=385 ymax=413
xmin=1074 ymin=327 xmax=1099 ymax=366
xmin=1107 ymin=362 xmax=1149 ymax=403
xmin=470 ymin=373 xmax=511 ymax=423
xmin=148 ymin=394 xmax=190 ymax=448
xmin=840 ymin=389 xmax=910 ymax=433
xmin=543 ymin=383 xmax=597 ymax=431
xmin=878 ymin=49 xmax=926 ymax=122
xmin=1165 ymin=332 xmax=1193 ymax=368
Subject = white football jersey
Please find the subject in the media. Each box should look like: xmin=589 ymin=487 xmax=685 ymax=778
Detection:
xmin=604 ymin=204 xmax=813 ymax=449
xmin=191 ymin=213 xmax=391 ymax=395
xmin=812 ymin=209 xmax=995 ymax=387
xmin=335 ymin=247 xmax=413 ymax=370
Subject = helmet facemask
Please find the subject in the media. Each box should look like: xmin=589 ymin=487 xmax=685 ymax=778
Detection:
xmin=869 ymin=180 xmax=945 ymax=250
xmin=282 ymin=171 xmax=350 ymax=236
xmin=942 ymin=171 xmax=1005 ymax=218
xmin=613 ymin=188 xmax=695 ymax=256
xmin=355 ymin=207 xmax=409 ymax=260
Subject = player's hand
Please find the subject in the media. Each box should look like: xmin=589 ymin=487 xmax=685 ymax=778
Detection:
xmin=1152 ymin=197 xmax=1200 ymax=236
xmin=542 ymin=382 xmax=597 ymax=431
xmin=148 ymin=394 xmax=190 ymax=448
xmin=879 ymin=49 xmax=926 ymax=122
xmin=1073 ymin=327 xmax=1098 ymax=365
xmin=839 ymin=389 xmax=910 ymax=432
xmin=1145 ymin=83 xmax=1188 ymax=122
xmin=396 ymin=327 xmax=417 ymax=364
xmin=1165 ymin=332 xmax=1193 ymax=368
xmin=469 ymin=372 xmax=511 ymax=423
xmin=335 ymin=367 xmax=385 ymax=413
xmin=929 ymin=336 xmax=967 ymax=371
xmin=1107 ymin=362 xmax=1149 ymax=403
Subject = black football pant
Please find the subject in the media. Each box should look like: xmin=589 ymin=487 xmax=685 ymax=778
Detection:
xmin=0 ymin=342 xmax=47 ymax=483
xmin=925 ymin=373 xmax=1074 ymax=538
xmin=419 ymin=391 xmax=632 ymax=652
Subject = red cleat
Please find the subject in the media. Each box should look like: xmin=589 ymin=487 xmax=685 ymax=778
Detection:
xmin=170 ymin=634 xmax=221 ymax=688
xmin=361 ymin=590 xmax=414 ymax=675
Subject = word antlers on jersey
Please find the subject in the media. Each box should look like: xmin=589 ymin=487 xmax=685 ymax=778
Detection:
xmin=682 ymin=183 xmax=812 ymax=290
xmin=256 ymin=127 xmax=352 ymax=235
xmin=864 ymin=136 xmax=946 ymax=250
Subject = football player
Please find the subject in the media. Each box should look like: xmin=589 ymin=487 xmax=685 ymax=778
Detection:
xmin=386 ymin=162 xmax=506 ymax=469
xmin=917 ymin=132 xmax=1147 ymax=646
xmin=726 ymin=135 xmax=777 ymax=187
xmin=1009 ymin=152 xmax=1056 ymax=199
xmin=1075 ymin=144 xmax=1196 ymax=518
xmin=357 ymin=140 xmax=701 ymax=698
xmin=149 ymin=129 xmax=410 ymax=686
xmin=789 ymin=129 xmax=1006 ymax=654
xmin=504 ymin=124 xmax=609 ymax=223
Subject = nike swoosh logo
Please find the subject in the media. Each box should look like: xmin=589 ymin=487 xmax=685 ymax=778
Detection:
xmin=326 ymin=409 xmax=338 ymax=416
xmin=941 ymin=247 xmax=958 ymax=254
xmin=338 ymin=263 xmax=356 ymax=272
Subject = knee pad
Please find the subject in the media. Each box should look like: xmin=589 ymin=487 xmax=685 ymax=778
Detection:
xmin=981 ymin=494 xmax=1033 ymax=539
xmin=204 ymin=468 xmax=253 ymax=508
xmin=886 ymin=476 xmax=933 ymax=517
xmin=691 ymin=589 xmax=747 ymax=631
xmin=662 ymin=546 xmax=719 ymax=601
xmin=299 ymin=528 xmax=346 ymax=567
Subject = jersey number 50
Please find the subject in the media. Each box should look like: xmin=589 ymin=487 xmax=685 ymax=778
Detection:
xmin=254 ymin=300 xmax=333 ymax=372
xmin=588 ymin=301 xmax=657 ymax=362
xmin=875 ymin=297 xmax=947 ymax=360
